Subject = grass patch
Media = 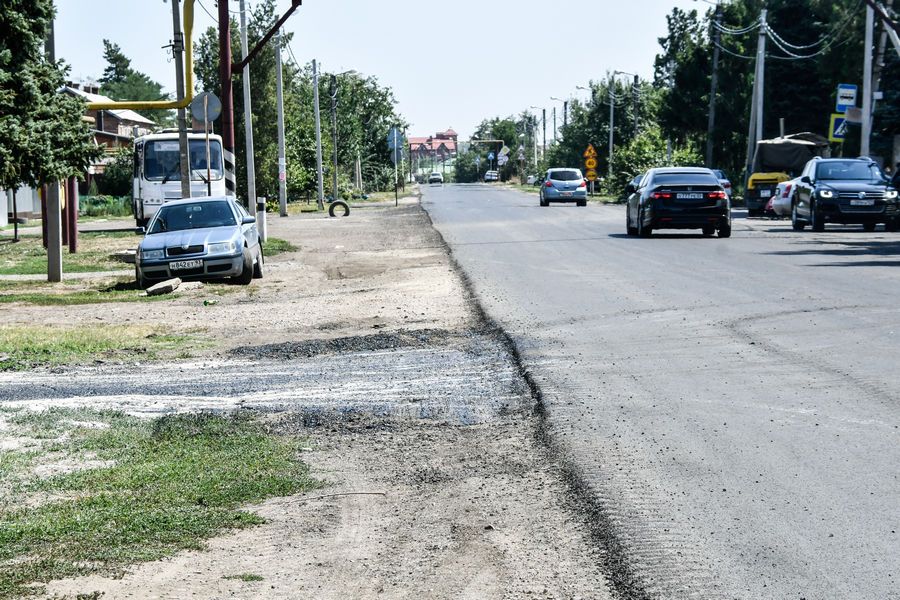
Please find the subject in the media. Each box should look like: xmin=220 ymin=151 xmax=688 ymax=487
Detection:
xmin=0 ymin=410 xmax=317 ymax=598
xmin=261 ymin=237 xmax=297 ymax=257
xmin=0 ymin=324 xmax=191 ymax=371
xmin=0 ymin=233 xmax=135 ymax=276
xmin=223 ymin=573 xmax=264 ymax=582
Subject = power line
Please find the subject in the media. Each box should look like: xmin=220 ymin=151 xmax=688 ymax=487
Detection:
xmin=714 ymin=21 xmax=761 ymax=35
xmin=196 ymin=0 xmax=217 ymax=22
xmin=714 ymin=41 xmax=755 ymax=60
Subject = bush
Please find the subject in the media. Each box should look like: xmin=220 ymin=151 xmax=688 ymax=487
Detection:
xmin=79 ymin=195 xmax=132 ymax=218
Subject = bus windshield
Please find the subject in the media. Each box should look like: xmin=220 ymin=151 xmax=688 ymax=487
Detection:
xmin=143 ymin=139 xmax=224 ymax=182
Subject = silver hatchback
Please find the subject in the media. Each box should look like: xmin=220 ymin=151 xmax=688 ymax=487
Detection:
xmin=539 ymin=168 xmax=588 ymax=206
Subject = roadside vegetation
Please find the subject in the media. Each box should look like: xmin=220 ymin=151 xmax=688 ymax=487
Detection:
xmin=0 ymin=232 xmax=135 ymax=276
xmin=0 ymin=409 xmax=318 ymax=599
xmin=261 ymin=237 xmax=297 ymax=257
xmin=0 ymin=324 xmax=193 ymax=371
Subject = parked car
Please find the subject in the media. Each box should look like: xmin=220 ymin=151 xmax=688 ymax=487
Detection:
xmin=532 ymin=174 xmax=545 ymax=187
xmin=135 ymin=196 xmax=263 ymax=289
xmin=712 ymin=169 xmax=733 ymax=200
xmin=771 ymin=178 xmax=799 ymax=217
xmin=626 ymin=167 xmax=731 ymax=237
xmin=792 ymin=157 xmax=899 ymax=232
xmin=539 ymin=168 xmax=588 ymax=207
xmin=428 ymin=172 xmax=444 ymax=184
xmin=526 ymin=175 xmax=538 ymax=185
xmin=484 ymin=170 xmax=500 ymax=182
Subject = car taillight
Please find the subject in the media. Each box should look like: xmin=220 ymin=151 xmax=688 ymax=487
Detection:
xmin=545 ymin=181 xmax=553 ymax=187
xmin=578 ymin=179 xmax=587 ymax=188
xmin=651 ymin=192 xmax=672 ymax=199
xmin=708 ymin=191 xmax=727 ymax=199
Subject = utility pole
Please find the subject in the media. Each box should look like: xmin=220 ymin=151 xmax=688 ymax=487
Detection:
xmin=754 ymin=9 xmax=767 ymax=149
xmin=632 ymin=74 xmax=639 ymax=134
xmin=861 ymin=3 xmax=874 ymax=157
xmin=608 ymin=75 xmax=615 ymax=177
xmin=171 ymin=0 xmax=190 ymax=199
xmin=705 ymin=2 xmax=722 ymax=167
xmin=563 ymin=101 xmax=568 ymax=128
xmin=667 ymin=61 xmax=674 ymax=164
xmin=542 ymin=108 xmax=546 ymax=155
xmin=275 ymin=28 xmax=287 ymax=216
xmin=217 ymin=0 xmax=236 ymax=196
xmin=44 ymin=16 xmax=62 ymax=282
xmin=239 ymin=0 xmax=257 ymax=216
xmin=552 ymin=106 xmax=557 ymax=143
xmin=312 ymin=59 xmax=325 ymax=210
xmin=330 ymin=74 xmax=339 ymax=203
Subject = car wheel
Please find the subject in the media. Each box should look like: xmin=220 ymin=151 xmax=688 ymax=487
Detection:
xmin=638 ymin=208 xmax=652 ymax=238
xmin=718 ymin=224 xmax=732 ymax=238
xmin=863 ymin=222 xmax=877 ymax=232
xmin=791 ymin=202 xmax=805 ymax=231
xmin=886 ymin=218 xmax=898 ymax=232
xmin=235 ymin=248 xmax=254 ymax=285
xmin=702 ymin=225 xmax=716 ymax=236
xmin=577 ymin=199 xmax=586 ymax=207
xmin=135 ymin=266 xmax=150 ymax=290
xmin=540 ymin=194 xmax=548 ymax=207
xmin=252 ymin=243 xmax=264 ymax=279
xmin=810 ymin=201 xmax=824 ymax=232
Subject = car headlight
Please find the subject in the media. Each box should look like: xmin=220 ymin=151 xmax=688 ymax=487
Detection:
xmin=207 ymin=241 xmax=237 ymax=255
xmin=140 ymin=249 xmax=164 ymax=261
xmin=885 ymin=190 xmax=898 ymax=199
xmin=818 ymin=189 xmax=834 ymax=199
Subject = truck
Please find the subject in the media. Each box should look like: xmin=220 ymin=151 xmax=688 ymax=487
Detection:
xmin=746 ymin=133 xmax=830 ymax=217
xmin=132 ymin=131 xmax=227 ymax=226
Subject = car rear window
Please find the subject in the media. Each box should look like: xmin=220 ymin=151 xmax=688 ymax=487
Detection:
xmin=548 ymin=170 xmax=583 ymax=181
xmin=713 ymin=170 xmax=727 ymax=179
xmin=652 ymin=172 xmax=719 ymax=186
xmin=150 ymin=201 xmax=236 ymax=233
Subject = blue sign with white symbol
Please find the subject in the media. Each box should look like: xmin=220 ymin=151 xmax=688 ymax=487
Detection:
xmin=836 ymin=84 xmax=857 ymax=113
xmin=487 ymin=152 xmax=495 ymax=161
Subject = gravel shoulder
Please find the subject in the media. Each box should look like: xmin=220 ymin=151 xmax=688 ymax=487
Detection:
xmin=2 ymin=199 xmax=614 ymax=599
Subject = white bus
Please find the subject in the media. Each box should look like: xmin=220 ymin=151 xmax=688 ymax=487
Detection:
xmin=132 ymin=131 xmax=227 ymax=226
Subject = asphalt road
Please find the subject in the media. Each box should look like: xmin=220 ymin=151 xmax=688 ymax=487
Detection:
xmin=423 ymin=183 xmax=899 ymax=600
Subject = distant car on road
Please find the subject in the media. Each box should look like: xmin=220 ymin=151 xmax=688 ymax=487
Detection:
xmin=626 ymin=167 xmax=731 ymax=237
xmin=484 ymin=170 xmax=499 ymax=182
xmin=136 ymin=196 xmax=263 ymax=289
xmin=539 ymin=168 xmax=588 ymax=207
xmin=712 ymin=169 xmax=733 ymax=200
xmin=526 ymin=175 xmax=538 ymax=185
xmin=771 ymin=178 xmax=798 ymax=217
xmin=428 ymin=172 xmax=444 ymax=184
xmin=792 ymin=158 xmax=899 ymax=232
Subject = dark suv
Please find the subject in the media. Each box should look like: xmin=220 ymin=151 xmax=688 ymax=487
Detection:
xmin=792 ymin=158 xmax=899 ymax=232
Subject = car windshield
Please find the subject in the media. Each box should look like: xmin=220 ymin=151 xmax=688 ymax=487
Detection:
xmin=549 ymin=170 xmax=582 ymax=181
xmin=144 ymin=140 xmax=224 ymax=181
xmin=652 ymin=172 xmax=719 ymax=186
xmin=149 ymin=201 xmax=236 ymax=234
xmin=816 ymin=161 xmax=883 ymax=181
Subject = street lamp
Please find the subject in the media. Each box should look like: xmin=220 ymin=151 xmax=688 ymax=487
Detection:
xmin=549 ymin=96 xmax=567 ymax=141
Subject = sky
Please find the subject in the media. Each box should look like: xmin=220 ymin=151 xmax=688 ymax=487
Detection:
xmin=55 ymin=0 xmax=713 ymax=139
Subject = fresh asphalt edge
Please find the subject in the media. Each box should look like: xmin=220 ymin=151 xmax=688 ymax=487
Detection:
xmin=417 ymin=202 xmax=651 ymax=600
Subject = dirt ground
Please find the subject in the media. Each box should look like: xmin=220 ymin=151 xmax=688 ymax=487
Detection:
xmin=4 ymin=197 xmax=614 ymax=599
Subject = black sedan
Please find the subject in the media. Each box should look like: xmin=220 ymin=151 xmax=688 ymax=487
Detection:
xmin=792 ymin=158 xmax=899 ymax=232
xmin=626 ymin=168 xmax=731 ymax=238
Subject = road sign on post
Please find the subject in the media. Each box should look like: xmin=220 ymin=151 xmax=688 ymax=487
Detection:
xmin=583 ymin=144 xmax=599 ymax=182
xmin=836 ymin=84 xmax=858 ymax=113
xmin=387 ymin=127 xmax=404 ymax=205
xmin=829 ymin=113 xmax=847 ymax=143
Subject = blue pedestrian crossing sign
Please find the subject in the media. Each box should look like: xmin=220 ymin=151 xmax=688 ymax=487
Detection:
xmin=487 ymin=152 xmax=495 ymax=161
xmin=829 ymin=113 xmax=847 ymax=143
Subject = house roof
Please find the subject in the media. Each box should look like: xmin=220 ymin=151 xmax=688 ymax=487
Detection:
xmin=63 ymin=86 xmax=157 ymax=126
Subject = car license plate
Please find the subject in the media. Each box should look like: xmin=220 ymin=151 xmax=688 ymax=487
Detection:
xmin=170 ymin=259 xmax=203 ymax=270
xmin=760 ymin=189 xmax=773 ymax=198
xmin=677 ymin=193 xmax=703 ymax=199
xmin=850 ymin=199 xmax=874 ymax=206
xmin=561 ymin=191 xmax=573 ymax=197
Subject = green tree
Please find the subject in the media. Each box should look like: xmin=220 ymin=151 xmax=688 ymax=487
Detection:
xmin=0 ymin=0 xmax=100 ymax=189
xmin=97 ymin=40 xmax=172 ymax=126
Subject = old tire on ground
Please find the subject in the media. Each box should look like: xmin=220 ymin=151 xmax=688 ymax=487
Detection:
xmin=328 ymin=200 xmax=350 ymax=217
xmin=235 ymin=248 xmax=254 ymax=285
xmin=252 ymin=243 xmax=264 ymax=279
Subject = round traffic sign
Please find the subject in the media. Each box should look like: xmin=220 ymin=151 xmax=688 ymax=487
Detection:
xmin=190 ymin=91 xmax=222 ymax=122
xmin=584 ymin=157 xmax=598 ymax=170
xmin=586 ymin=169 xmax=599 ymax=181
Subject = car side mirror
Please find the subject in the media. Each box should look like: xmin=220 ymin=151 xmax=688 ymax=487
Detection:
xmin=801 ymin=176 xmax=812 ymax=184
xmin=624 ymin=184 xmax=636 ymax=195
xmin=135 ymin=226 xmax=146 ymax=235
xmin=242 ymin=215 xmax=256 ymax=224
